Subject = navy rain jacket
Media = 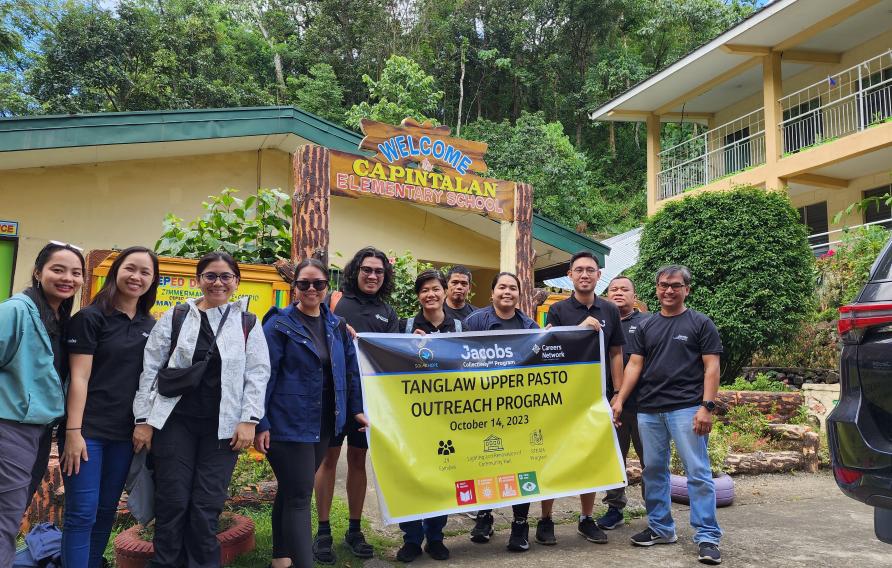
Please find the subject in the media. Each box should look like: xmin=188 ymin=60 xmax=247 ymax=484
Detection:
xmin=257 ymin=302 xmax=362 ymax=442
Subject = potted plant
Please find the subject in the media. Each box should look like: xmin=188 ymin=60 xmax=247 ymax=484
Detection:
xmin=668 ymin=424 xmax=735 ymax=507
xmin=114 ymin=512 xmax=255 ymax=568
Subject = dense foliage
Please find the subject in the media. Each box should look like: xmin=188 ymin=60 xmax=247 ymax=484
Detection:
xmin=155 ymin=188 xmax=292 ymax=264
xmin=631 ymin=187 xmax=815 ymax=381
xmin=0 ymin=0 xmax=764 ymax=233
xmin=815 ymin=225 xmax=890 ymax=314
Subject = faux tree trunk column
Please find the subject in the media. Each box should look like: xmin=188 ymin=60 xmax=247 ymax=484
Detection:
xmin=292 ymin=144 xmax=331 ymax=266
xmin=514 ymin=182 xmax=535 ymax=318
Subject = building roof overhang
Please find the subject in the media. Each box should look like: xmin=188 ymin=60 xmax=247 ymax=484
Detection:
xmin=589 ymin=0 xmax=892 ymax=122
xmin=0 ymin=105 xmax=608 ymax=260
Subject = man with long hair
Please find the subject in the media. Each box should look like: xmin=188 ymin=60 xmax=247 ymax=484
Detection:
xmin=313 ymin=247 xmax=398 ymax=564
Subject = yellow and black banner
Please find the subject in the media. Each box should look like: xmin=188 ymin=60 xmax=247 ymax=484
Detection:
xmin=356 ymin=327 xmax=626 ymax=524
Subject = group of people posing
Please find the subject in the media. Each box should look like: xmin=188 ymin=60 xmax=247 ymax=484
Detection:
xmin=0 ymin=241 xmax=724 ymax=568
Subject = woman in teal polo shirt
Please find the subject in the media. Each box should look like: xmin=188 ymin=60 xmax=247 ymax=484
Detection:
xmin=0 ymin=242 xmax=85 ymax=566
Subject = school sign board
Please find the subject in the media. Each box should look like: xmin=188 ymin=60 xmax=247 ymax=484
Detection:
xmin=355 ymin=327 xmax=626 ymax=523
xmin=329 ymin=118 xmax=515 ymax=221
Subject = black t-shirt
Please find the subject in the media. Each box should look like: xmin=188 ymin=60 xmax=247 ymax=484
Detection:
xmin=333 ymin=291 xmax=399 ymax=333
xmin=443 ymin=301 xmax=475 ymax=322
xmin=175 ymin=312 xmax=223 ymax=421
xmin=629 ymin=308 xmax=723 ymax=413
xmin=546 ymin=294 xmax=625 ymax=388
xmin=404 ymin=312 xmax=461 ymax=334
xmin=66 ymin=305 xmax=155 ymax=440
xmin=619 ymin=309 xmax=650 ymax=409
xmin=293 ymin=308 xmax=334 ymax=393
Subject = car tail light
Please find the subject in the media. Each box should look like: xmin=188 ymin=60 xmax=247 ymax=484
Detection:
xmin=834 ymin=465 xmax=864 ymax=485
xmin=838 ymin=302 xmax=892 ymax=343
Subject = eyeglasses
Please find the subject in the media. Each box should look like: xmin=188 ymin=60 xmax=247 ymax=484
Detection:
xmin=49 ymin=240 xmax=84 ymax=252
xmin=200 ymin=272 xmax=237 ymax=283
xmin=294 ymin=279 xmax=328 ymax=291
xmin=657 ymin=282 xmax=686 ymax=290
xmin=360 ymin=266 xmax=386 ymax=276
xmin=571 ymin=267 xmax=599 ymax=275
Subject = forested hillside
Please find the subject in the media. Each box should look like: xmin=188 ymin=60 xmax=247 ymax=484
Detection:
xmin=0 ymin=0 xmax=764 ymax=235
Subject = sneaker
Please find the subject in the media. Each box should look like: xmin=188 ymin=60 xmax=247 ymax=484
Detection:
xmin=577 ymin=516 xmax=608 ymax=544
xmin=312 ymin=533 xmax=336 ymax=564
xmin=698 ymin=542 xmax=722 ymax=565
xmin=596 ymin=507 xmax=625 ymax=530
xmin=470 ymin=512 xmax=494 ymax=543
xmin=396 ymin=542 xmax=423 ymax=563
xmin=631 ymin=527 xmax=678 ymax=546
xmin=345 ymin=530 xmax=374 ymax=558
xmin=507 ymin=520 xmax=530 ymax=552
xmin=424 ymin=539 xmax=450 ymax=560
xmin=534 ymin=517 xmax=557 ymax=545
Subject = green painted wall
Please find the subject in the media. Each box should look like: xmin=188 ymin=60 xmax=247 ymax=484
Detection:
xmin=0 ymin=239 xmax=15 ymax=301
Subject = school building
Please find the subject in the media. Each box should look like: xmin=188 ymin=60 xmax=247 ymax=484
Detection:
xmin=590 ymin=0 xmax=892 ymax=251
xmin=0 ymin=106 xmax=607 ymax=300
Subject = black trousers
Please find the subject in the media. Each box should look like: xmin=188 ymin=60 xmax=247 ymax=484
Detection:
xmin=267 ymin=414 xmax=334 ymax=568
xmin=603 ymin=406 xmax=645 ymax=510
xmin=149 ymin=414 xmax=238 ymax=568
xmin=25 ymin=424 xmax=54 ymax=509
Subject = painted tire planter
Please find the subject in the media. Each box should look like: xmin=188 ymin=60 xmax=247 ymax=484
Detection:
xmin=114 ymin=513 xmax=255 ymax=568
xmin=669 ymin=473 xmax=735 ymax=508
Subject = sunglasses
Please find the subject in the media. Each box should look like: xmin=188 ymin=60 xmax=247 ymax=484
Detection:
xmin=49 ymin=240 xmax=84 ymax=252
xmin=294 ymin=279 xmax=328 ymax=291
xmin=359 ymin=266 xmax=386 ymax=276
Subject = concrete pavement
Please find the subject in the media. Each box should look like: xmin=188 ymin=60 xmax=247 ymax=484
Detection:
xmin=333 ymin=459 xmax=889 ymax=567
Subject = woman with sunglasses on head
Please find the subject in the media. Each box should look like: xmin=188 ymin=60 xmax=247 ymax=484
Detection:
xmin=0 ymin=241 xmax=85 ymax=566
xmin=133 ymin=251 xmax=270 ymax=568
xmin=59 ymin=246 xmax=159 ymax=567
xmin=254 ymin=258 xmax=367 ymax=568
xmin=463 ymin=272 xmax=540 ymax=553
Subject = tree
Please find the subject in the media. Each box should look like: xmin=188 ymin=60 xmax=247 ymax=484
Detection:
xmin=286 ymin=63 xmax=345 ymax=123
xmin=345 ymin=55 xmax=444 ymax=128
xmin=463 ymin=111 xmax=624 ymax=234
xmin=630 ymin=186 xmax=815 ymax=381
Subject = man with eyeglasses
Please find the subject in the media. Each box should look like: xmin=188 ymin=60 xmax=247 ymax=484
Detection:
xmin=534 ymin=251 xmax=625 ymax=547
xmin=611 ymin=265 xmax=723 ymax=565
xmin=313 ymin=247 xmax=398 ymax=564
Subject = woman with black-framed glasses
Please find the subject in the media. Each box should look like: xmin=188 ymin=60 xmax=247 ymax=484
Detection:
xmin=133 ymin=251 xmax=270 ymax=567
xmin=254 ymin=258 xmax=367 ymax=568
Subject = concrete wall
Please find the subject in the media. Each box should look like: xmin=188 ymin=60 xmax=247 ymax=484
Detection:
xmin=1 ymin=148 xmax=499 ymax=294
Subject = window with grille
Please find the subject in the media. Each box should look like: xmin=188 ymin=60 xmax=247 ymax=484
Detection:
xmin=798 ymin=201 xmax=829 ymax=253
xmin=783 ymin=97 xmax=823 ymax=154
xmin=863 ymin=186 xmax=892 ymax=229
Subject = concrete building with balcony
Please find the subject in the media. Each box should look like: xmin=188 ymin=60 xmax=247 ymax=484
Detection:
xmin=590 ymin=0 xmax=892 ymax=251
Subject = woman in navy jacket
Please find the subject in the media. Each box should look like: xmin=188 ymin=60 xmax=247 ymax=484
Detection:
xmin=255 ymin=258 xmax=367 ymax=568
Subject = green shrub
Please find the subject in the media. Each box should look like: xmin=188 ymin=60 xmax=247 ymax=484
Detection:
xmin=816 ymin=224 xmax=890 ymax=310
xmin=722 ymin=372 xmax=790 ymax=392
xmin=229 ymin=450 xmax=275 ymax=497
xmin=155 ymin=188 xmax=292 ymax=264
xmin=750 ymin=319 xmax=838 ymax=369
xmin=630 ymin=186 xmax=815 ymax=381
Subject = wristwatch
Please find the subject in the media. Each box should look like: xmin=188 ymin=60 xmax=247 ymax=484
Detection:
xmin=701 ymin=400 xmax=717 ymax=412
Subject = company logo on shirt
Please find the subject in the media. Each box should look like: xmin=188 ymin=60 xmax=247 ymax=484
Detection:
xmin=67 ymin=338 xmax=77 ymax=344
xmin=375 ymin=314 xmax=389 ymax=323
xmin=628 ymin=325 xmax=638 ymax=334
xmin=672 ymin=334 xmax=689 ymax=342
xmin=142 ymin=332 xmax=150 ymax=338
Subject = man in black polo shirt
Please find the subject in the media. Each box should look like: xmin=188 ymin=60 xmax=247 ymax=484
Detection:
xmin=442 ymin=265 xmax=476 ymax=322
xmin=611 ymin=265 xmax=723 ymax=565
xmin=596 ymin=275 xmax=650 ymax=531
xmin=313 ymin=247 xmax=399 ymax=564
xmin=537 ymin=251 xmax=625 ymax=547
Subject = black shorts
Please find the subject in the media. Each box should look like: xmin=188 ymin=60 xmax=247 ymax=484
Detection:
xmin=328 ymin=416 xmax=369 ymax=449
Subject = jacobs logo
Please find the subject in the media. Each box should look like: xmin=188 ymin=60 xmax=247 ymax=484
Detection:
xmin=460 ymin=343 xmax=514 ymax=361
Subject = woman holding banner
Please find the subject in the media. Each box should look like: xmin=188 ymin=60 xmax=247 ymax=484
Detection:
xmin=254 ymin=258 xmax=367 ymax=568
xmin=463 ymin=272 xmax=541 ymax=552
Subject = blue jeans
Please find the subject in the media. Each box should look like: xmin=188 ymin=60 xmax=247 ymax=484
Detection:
xmin=60 ymin=437 xmax=133 ymax=568
xmin=399 ymin=515 xmax=447 ymax=546
xmin=638 ymin=406 xmax=722 ymax=545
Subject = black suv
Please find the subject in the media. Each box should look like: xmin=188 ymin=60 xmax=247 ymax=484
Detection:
xmin=829 ymin=234 xmax=892 ymax=543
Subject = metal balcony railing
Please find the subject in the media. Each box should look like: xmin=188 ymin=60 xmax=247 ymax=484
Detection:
xmin=657 ymin=108 xmax=766 ymax=200
xmin=779 ymin=51 xmax=892 ymax=155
